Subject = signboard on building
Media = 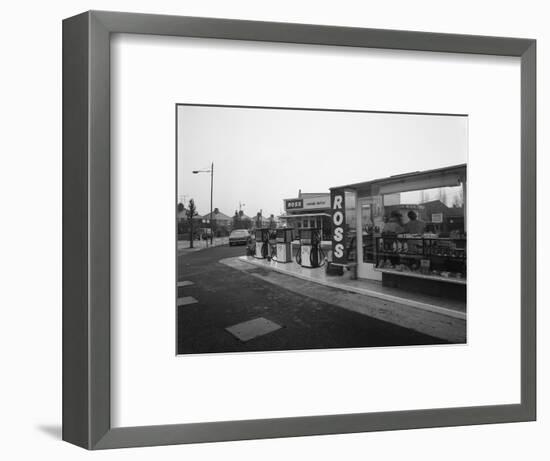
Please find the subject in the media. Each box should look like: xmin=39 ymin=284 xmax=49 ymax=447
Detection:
xmin=330 ymin=189 xmax=346 ymax=266
xmin=303 ymin=196 xmax=330 ymax=210
xmin=285 ymin=199 xmax=303 ymax=210
xmin=432 ymin=212 xmax=443 ymax=223
xmin=284 ymin=195 xmax=330 ymax=212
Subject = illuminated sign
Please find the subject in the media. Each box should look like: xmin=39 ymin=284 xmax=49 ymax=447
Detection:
xmin=303 ymin=197 xmax=330 ymax=209
xmin=285 ymin=199 xmax=303 ymax=210
xmin=330 ymin=189 xmax=346 ymax=265
xmin=285 ymin=195 xmax=330 ymax=211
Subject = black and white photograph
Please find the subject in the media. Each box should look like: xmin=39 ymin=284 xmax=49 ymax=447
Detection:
xmin=176 ymin=104 xmax=467 ymax=354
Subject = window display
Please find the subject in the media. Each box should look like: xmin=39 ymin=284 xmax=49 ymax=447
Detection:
xmin=373 ymin=183 xmax=466 ymax=283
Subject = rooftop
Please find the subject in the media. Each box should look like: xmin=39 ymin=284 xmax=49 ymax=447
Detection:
xmin=331 ymin=163 xmax=467 ymax=193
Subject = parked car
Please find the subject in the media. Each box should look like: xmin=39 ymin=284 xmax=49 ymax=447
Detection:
xmin=229 ymin=229 xmax=250 ymax=246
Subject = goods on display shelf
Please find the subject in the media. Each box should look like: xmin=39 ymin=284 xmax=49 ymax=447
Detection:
xmin=373 ymin=234 xmax=466 ymax=282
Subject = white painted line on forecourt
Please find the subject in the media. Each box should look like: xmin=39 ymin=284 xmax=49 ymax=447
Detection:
xmin=177 ymin=296 xmax=198 ymax=306
xmin=177 ymin=280 xmax=194 ymax=287
xmin=226 ymin=317 xmax=282 ymax=342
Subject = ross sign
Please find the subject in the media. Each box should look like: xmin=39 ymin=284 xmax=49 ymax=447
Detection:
xmin=285 ymin=199 xmax=303 ymax=210
xmin=330 ymin=189 xmax=347 ymax=265
xmin=285 ymin=195 xmax=330 ymax=211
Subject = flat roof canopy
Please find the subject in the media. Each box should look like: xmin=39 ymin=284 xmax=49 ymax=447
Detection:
xmin=279 ymin=213 xmax=331 ymax=218
xmin=331 ymin=163 xmax=466 ymax=196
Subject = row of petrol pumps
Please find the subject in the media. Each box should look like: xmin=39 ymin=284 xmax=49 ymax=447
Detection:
xmin=253 ymin=227 xmax=326 ymax=269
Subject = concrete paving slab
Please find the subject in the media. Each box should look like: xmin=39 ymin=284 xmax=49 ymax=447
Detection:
xmin=177 ymin=296 xmax=198 ymax=306
xmin=177 ymin=280 xmax=194 ymax=287
xmin=226 ymin=317 xmax=282 ymax=342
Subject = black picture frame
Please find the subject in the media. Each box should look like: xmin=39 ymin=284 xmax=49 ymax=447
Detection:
xmin=62 ymin=10 xmax=536 ymax=449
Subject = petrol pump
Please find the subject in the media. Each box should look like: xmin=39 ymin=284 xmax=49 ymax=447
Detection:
xmin=274 ymin=227 xmax=294 ymax=263
xmin=254 ymin=228 xmax=271 ymax=259
xmin=297 ymin=228 xmax=324 ymax=268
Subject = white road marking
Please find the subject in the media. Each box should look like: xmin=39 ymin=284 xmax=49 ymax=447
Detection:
xmin=177 ymin=296 xmax=198 ymax=306
xmin=177 ymin=280 xmax=194 ymax=287
xmin=226 ymin=317 xmax=282 ymax=342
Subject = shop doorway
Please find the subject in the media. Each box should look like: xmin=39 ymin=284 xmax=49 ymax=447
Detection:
xmin=355 ymin=197 xmax=382 ymax=281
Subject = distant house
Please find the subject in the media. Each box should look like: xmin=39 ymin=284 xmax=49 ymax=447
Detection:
xmin=252 ymin=212 xmax=276 ymax=229
xmin=232 ymin=210 xmax=253 ymax=230
xmin=201 ymin=208 xmax=232 ymax=228
xmin=238 ymin=211 xmax=251 ymax=221
xmin=421 ymin=200 xmax=464 ymax=233
xmin=177 ymin=204 xmax=201 ymax=222
xmin=177 ymin=207 xmax=186 ymax=222
xmin=177 ymin=203 xmax=202 ymax=238
xmin=422 ymin=200 xmax=464 ymax=220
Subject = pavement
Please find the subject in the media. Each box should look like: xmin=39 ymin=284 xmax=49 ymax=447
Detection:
xmin=237 ymin=255 xmax=466 ymax=319
xmin=177 ymin=244 xmax=461 ymax=355
xmin=177 ymin=237 xmax=229 ymax=253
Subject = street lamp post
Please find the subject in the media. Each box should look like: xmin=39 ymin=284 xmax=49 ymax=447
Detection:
xmin=192 ymin=162 xmax=214 ymax=245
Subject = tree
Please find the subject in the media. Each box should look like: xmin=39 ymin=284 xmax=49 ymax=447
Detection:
xmin=233 ymin=211 xmax=241 ymax=230
xmin=186 ymin=199 xmax=198 ymax=248
xmin=177 ymin=202 xmax=186 ymax=236
xmin=439 ymin=188 xmax=448 ymax=206
xmin=451 ymin=188 xmax=464 ymax=208
xmin=419 ymin=190 xmax=428 ymax=203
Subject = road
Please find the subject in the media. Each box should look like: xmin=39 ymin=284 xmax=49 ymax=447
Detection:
xmin=177 ymin=244 xmax=447 ymax=354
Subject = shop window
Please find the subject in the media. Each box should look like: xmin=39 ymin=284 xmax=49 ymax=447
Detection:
xmin=374 ymin=184 xmax=466 ymax=282
xmin=388 ymin=185 xmax=465 ymax=236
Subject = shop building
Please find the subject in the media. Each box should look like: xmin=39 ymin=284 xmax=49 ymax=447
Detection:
xmin=330 ymin=163 xmax=466 ymax=301
xmin=279 ymin=191 xmax=332 ymax=240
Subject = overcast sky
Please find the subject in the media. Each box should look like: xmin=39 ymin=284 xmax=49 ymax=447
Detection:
xmin=177 ymin=105 xmax=467 ymax=217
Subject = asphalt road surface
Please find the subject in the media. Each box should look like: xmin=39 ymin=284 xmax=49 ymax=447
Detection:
xmin=177 ymin=244 xmax=446 ymax=354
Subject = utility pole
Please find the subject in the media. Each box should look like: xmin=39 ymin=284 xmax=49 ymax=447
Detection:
xmin=192 ymin=162 xmax=214 ymax=246
xmin=210 ymin=162 xmax=214 ymax=245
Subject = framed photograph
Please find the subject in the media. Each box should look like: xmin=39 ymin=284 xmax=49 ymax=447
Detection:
xmin=63 ymin=10 xmax=536 ymax=449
